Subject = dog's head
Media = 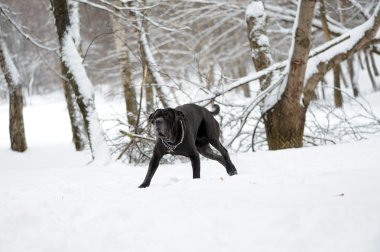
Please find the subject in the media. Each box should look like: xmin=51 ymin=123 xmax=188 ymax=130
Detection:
xmin=149 ymin=108 xmax=185 ymax=142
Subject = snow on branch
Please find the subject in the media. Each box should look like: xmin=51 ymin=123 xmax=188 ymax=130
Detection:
xmin=194 ymin=2 xmax=380 ymax=111
xmin=61 ymin=34 xmax=94 ymax=100
xmin=265 ymin=4 xmax=346 ymax=36
xmin=192 ymin=61 xmax=287 ymax=105
xmin=134 ymin=13 xmax=167 ymax=89
xmin=303 ymin=2 xmax=380 ymax=106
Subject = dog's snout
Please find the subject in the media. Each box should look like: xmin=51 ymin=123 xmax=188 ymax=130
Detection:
xmin=155 ymin=118 xmax=164 ymax=125
xmin=155 ymin=118 xmax=164 ymax=131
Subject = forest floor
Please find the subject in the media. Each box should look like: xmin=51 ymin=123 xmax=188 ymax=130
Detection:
xmin=0 ymin=92 xmax=380 ymax=252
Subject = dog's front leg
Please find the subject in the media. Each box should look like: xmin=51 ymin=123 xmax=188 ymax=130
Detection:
xmin=189 ymin=153 xmax=201 ymax=179
xmin=139 ymin=151 xmax=163 ymax=188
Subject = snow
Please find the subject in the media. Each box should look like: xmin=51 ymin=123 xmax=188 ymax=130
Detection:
xmin=68 ymin=0 xmax=81 ymax=49
xmin=0 ymin=40 xmax=21 ymax=86
xmin=246 ymin=1 xmax=272 ymax=60
xmin=246 ymin=1 xmax=265 ymax=19
xmin=61 ymin=33 xmax=94 ymax=101
xmin=1 ymin=93 xmax=380 ymax=252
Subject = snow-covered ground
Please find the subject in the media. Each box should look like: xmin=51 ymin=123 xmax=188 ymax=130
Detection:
xmin=1 ymin=93 xmax=380 ymax=252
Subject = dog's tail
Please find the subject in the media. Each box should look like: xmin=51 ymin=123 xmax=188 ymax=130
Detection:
xmin=211 ymin=104 xmax=220 ymax=116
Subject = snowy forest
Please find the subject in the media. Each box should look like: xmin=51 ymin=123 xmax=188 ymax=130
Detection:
xmin=1 ymin=0 xmax=380 ymax=251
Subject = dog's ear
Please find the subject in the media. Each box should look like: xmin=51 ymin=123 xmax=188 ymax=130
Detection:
xmin=148 ymin=111 xmax=156 ymax=123
xmin=175 ymin=110 xmax=185 ymax=120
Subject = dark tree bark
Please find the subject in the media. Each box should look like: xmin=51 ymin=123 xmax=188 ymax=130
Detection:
xmin=333 ymin=66 xmax=343 ymax=107
xmin=61 ymin=63 xmax=86 ymax=151
xmin=364 ymin=49 xmax=378 ymax=91
xmin=369 ymin=51 xmax=379 ymax=76
xmin=0 ymin=39 xmax=27 ymax=152
xmin=347 ymin=57 xmax=359 ymax=97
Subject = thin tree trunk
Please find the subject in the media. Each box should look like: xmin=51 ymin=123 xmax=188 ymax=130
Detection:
xmin=369 ymin=51 xmax=379 ymax=76
xmin=358 ymin=51 xmax=365 ymax=69
xmin=333 ymin=66 xmax=343 ymax=107
xmin=110 ymin=0 xmax=138 ymax=127
xmin=364 ymin=50 xmax=378 ymax=91
xmin=238 ymin=63 xmax=250 ymax=97
xmin=138 ymin=0 xmax=154 ymax=113
xmin=0 ymin=39 xmax=27 ymax=152
xmin=61 ymin=63 xmax=86 ymax=150
xmin=348 ymin=56 xmax=359 ymax=97
xmin=320 ymin=0 xmax=343 ymax=108
xmin=265 ymin=0 xmax=316 ymax=150
xmin=129 ymin=3 xmax=169 ymax=108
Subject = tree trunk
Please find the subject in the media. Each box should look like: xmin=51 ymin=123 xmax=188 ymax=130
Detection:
xmin=265 ymin=0 xmax=316 ymax=150
xmin=348 ymin=57 xmax=359 ymax=97
xmin=129 ymin=3 xmax=169 ymax=108
xmin=333 ymin=66 xmax=343 ymax=107
xmin=50 ymin=0 xmax=110 ymax=163
xmin=364 ymin=50 xmax=378 ymax=91
xmin=320 ymin=0 xmax=343 ymax=108
xmin=61 ymin=0 xmax=86 ymax=151
xmin=246 ymin=1 xmax=273 ymax=91
xmin=238 ymin=63 xmax=250 ymax=97
xmin=110 ymin=0 xmax=138 ymax=127
xmin=61 ymin=63 xmax=86 ymax=151
xmin=0 ymin=39 xmax=27 ymax=152
xmin=369 ymin=51 xmax=379 ymax=76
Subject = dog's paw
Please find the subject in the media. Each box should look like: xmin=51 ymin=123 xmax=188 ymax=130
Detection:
xmin=138 ymin=183 xmax=150 ymax=188
xmin=227 ymin=168 xmax=238 ymax=176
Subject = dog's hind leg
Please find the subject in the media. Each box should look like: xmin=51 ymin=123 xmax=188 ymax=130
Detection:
xmin=208 ymin=140 xmax=238 ymax=176
xmin=197 ymin=144 xmax=227 ymax=167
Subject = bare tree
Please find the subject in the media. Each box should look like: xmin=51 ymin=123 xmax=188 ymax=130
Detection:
xmin=129 ymin=4 xmax=170 ymax=109
xmin=109 ymin=0 xmax=138 ymax=128
xmin=0 ymin=37 xmax=27 ymax=152
xmin=50 ymin=0 xmax=110 ymax=163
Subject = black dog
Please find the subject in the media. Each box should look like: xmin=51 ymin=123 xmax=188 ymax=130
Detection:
xmin=139 ymin=103 xmax=237 ymax=188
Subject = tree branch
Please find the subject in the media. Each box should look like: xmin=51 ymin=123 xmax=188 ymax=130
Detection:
xmin=303 ymin=2 xmax=380 ymax=107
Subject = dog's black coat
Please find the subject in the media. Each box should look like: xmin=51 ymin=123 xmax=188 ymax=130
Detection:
xmin=139 ymin=103 xmax=237 ymax=188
